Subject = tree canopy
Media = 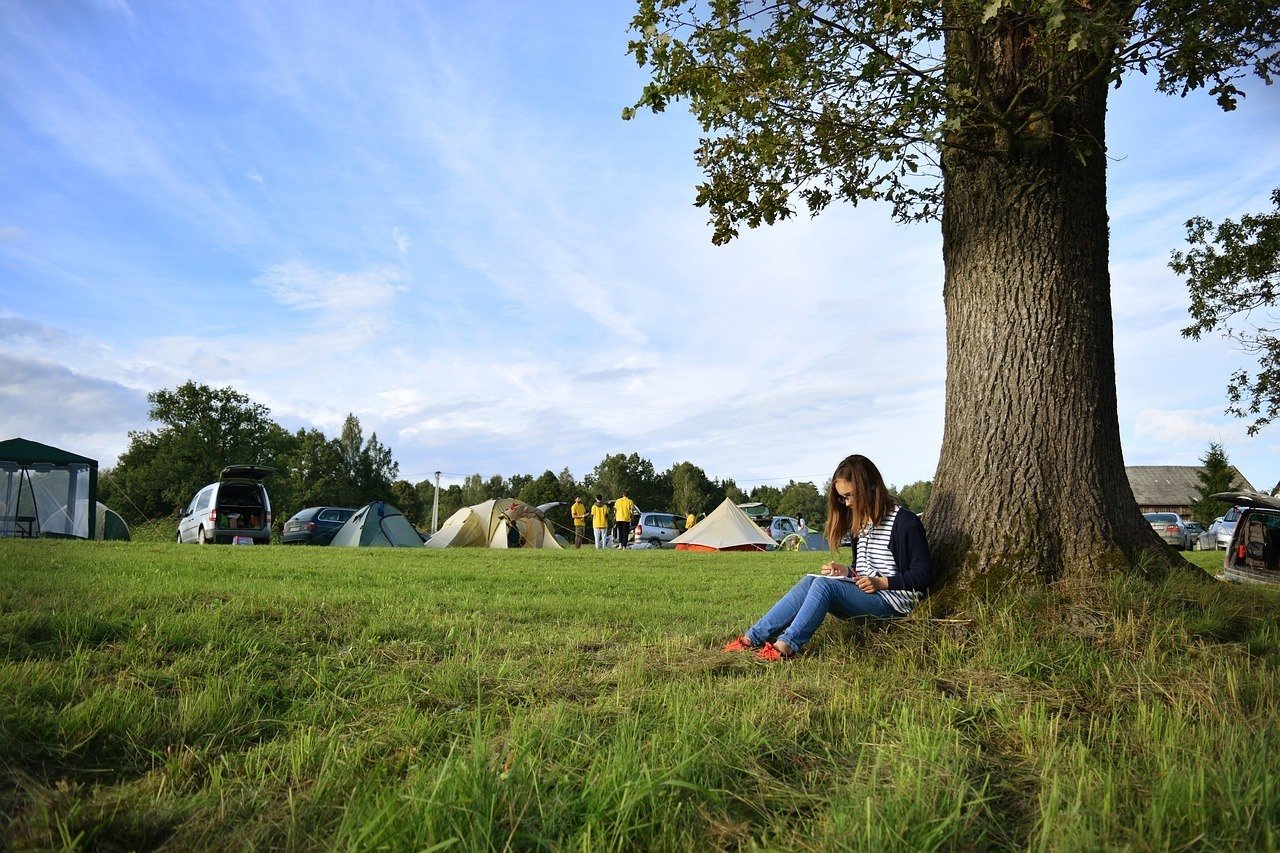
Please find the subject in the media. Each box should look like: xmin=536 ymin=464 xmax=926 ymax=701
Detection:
xmin=1177 ymin=188 xmax=1280 ymax=434
xmin=626 ymin=0 xmax=1279 ymax=241
xmin=1190 ymin=442 xmax=1242 ymax=526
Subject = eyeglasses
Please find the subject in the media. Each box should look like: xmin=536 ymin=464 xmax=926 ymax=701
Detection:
xmin=836 ymin=491 xmax=856 ymax=506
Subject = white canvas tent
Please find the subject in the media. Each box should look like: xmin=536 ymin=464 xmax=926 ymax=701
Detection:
xmin=425 ymin=498 xmax=562 ymax=549
xmin=672 ymin=498 xmax=776 ymax=551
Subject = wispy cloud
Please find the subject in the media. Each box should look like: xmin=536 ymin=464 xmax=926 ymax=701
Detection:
xmin=392 ymin=227 xmax=410 ymax=254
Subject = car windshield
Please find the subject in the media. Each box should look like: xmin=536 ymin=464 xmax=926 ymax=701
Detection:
xmin=1145 ymin=513 xmax=1179 ymax=523
xmin=1224 ymin=508 xmax=1241 ymax=523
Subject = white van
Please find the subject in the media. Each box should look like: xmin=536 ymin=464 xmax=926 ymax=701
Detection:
xmin=177 ymin=465 xmax=275 ymax=545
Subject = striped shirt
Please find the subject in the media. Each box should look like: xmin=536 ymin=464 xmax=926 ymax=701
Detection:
xmin=854 ymin=506 xmax=926 ymax=614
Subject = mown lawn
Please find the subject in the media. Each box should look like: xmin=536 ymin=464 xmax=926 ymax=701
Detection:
xmin=2 ymin=540 xmax=1278 ymax=850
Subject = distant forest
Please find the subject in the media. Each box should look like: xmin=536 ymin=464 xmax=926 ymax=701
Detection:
xmin=101 ymin=382 xmax=930 ymax=534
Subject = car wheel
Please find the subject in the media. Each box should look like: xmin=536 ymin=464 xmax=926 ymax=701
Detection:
xmin=649 ymin=538 xmax=662 ymax=548
xmin=197 ymin=526 xmax=209 ymax=545
xmin=176 ymin=530 xmax=182 ymax=544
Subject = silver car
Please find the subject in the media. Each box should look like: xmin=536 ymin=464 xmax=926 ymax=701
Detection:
xmin=1143 ymin=512 xmax=1191 ymax=550
xmin=1217 ymin=506 xmax=1243 ymax=549
xmin=634 ymin=512 xmax=682 ymax=548
xmin=1211 ymin=490 xmax=1280 ymax=585
xmin=177 ymin=465 xmax=275 ymax=545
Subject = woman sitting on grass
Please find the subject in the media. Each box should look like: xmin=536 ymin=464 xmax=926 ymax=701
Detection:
xmin=724 ymin=454 xmax=934 ymax=661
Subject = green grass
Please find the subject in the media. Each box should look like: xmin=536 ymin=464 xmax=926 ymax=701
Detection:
xmin=2 ymin=541 xmax=1279 ymax=850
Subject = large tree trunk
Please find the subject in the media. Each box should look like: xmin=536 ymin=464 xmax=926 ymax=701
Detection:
xmin=926 ymin=22 xmax=1183 ymax=592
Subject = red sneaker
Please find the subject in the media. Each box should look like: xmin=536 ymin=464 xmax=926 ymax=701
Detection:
xmin=722 ymin=635 xmax=753 ymax=652
xmin=754 ymin=642 xmax=794 ymax=662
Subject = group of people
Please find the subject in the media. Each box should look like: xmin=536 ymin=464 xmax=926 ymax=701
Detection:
xmin=569 ymin=491 xmax=640 ymax=549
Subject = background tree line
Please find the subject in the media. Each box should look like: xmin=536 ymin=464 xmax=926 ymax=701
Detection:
xmin=101 ymin=381 xmax=935 ymax=536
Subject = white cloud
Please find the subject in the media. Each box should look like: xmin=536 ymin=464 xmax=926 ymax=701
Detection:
xmin=392 ymin=227 xmax=410 ymax=254
xmin=256 ymin=261 xmax=406 ymax=316
xmin=1132 ymin=407 xmax=1242 ymax=446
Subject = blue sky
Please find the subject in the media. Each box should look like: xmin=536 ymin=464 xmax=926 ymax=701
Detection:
xmin=2 ymin=1 xmax=1280 ymax=495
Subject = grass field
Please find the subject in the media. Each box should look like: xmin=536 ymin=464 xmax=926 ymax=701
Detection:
xmin=2 ymin=540 xmax=1278 ymax=850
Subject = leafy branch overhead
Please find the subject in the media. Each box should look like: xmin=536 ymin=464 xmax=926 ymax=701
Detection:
xmin=625 ymin=0 xmax=1280 ymax=242
xmin=1175 ymin=189 xmax=1280 ymax=433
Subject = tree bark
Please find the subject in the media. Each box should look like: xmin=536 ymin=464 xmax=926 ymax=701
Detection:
xmin=926 ymin=22 xmax=1184 ymax=593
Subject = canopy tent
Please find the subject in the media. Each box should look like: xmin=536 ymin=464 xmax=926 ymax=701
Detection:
xmin=329 ymin=502 xmax=424 ymax=547
xmin=672 ymin=498 xmax=777 ymax=552
xmin=425 ymin=498 xmax=563 ymax=549
xmin=0 ymin=437 xmax=99 ymax=539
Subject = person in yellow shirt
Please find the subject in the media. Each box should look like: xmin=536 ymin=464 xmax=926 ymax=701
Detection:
xmin=590 ymin=494 xmax=611 ymax=549
xmin=613 ymin=490 xmax=636 ymax=549
xmin=571 ymin=496 xmax=587 ymax=548
xmin=686 ymin=510 xmax=697 ymax=531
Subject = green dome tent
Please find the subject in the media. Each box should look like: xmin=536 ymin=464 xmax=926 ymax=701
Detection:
xmin=96 ymin=502 xmax=131 ymax=541
xmin=328 ymin=502 xmax=424 ymax=547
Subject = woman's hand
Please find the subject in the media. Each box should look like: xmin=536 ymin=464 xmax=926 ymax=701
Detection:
xmin=820 ymin=561 xmax=846 ymax=577
xmin=853 ymin=575 xmax=886 ymax=593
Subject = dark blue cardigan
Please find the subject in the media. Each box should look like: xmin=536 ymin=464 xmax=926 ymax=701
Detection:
xmin=848 ymin=506 xmax=935 ymax=592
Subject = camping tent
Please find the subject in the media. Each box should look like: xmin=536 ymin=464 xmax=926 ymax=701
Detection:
xmin=672 ymin=498 xmax=777 ymax=552
xmin=0 ymin=437 xmax=99 ymax=539
xmin=41 ymin=499 xmax=131 ymax=541
xmin=329 ymin=501 xmax=424 ymax=547
xmin=96 ymin=502 xmax=131 ymax=541
xmin=425 ymin=498 xmax=563 ymax=549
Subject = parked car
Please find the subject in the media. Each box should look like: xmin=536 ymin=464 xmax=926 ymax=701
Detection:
xmin=767 ymin=515 xmax=802 ymax=542
xmin=1184 ymin=521 xmax=1205 ymax=550
xmin=1198 ymin=518 xmax=1223 ymax=550
xmin=1211 ymin=490 xmax=1280 ymax=584
xmin=1143 ymin=512 xmax=1191 ymax=550
xmin=633 ymin=511 xmax=682 ymax=548
xmin=1217 ymin=506 xmax=1244 ymax=549
xmin=282 ymin=506 xmax=357 ymax=545
xmin=177 ymin=465 xmax=275 ymax=545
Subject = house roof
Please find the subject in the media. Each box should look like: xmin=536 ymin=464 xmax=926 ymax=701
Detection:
xmin=1126 ymin=465 xmax=1255 ymax=506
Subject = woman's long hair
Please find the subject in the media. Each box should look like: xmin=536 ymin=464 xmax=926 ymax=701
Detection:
xmin=824 ymin=455 xmax=898 ymax=552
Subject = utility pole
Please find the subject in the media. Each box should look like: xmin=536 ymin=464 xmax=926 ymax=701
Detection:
xmin=432 ymin=471 xmax=441 ymax=534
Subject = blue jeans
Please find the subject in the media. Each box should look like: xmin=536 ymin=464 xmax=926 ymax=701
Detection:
xmin=745 ymin=574 xmax=901 ymax=651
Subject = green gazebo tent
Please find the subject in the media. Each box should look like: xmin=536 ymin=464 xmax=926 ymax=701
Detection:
xmin=0 ymin=437 xmax=99 ymax=540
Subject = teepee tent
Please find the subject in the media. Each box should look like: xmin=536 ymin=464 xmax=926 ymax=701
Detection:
xmin=425 ymin=498 xmax=562 ymax=549
xmin=0 ymin=437 xmax=99 ymax=539
xmin=329 ymin=502 xmax=424 ymax=547
xmin=672 ymin=498 xmax=776 ymax=552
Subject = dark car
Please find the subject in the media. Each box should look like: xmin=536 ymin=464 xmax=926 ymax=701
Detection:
xmin=282 ymin=506 xmax=357 ymax=545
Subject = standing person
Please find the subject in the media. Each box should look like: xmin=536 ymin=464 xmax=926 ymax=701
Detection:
xmin=797 ymin=515 xmax=808 ymax=535
xmin=613 ymin=490 xmax=636 ymax=549
xmin=590 ymin=494 xmax=610 ymax=549
xmin=686 ymin=510 xmax=697 ymax=531
xmin=723 ymin=454 xmax=933 ymax=661
xmin=571 ymin=496 xmax=587 ymax=548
